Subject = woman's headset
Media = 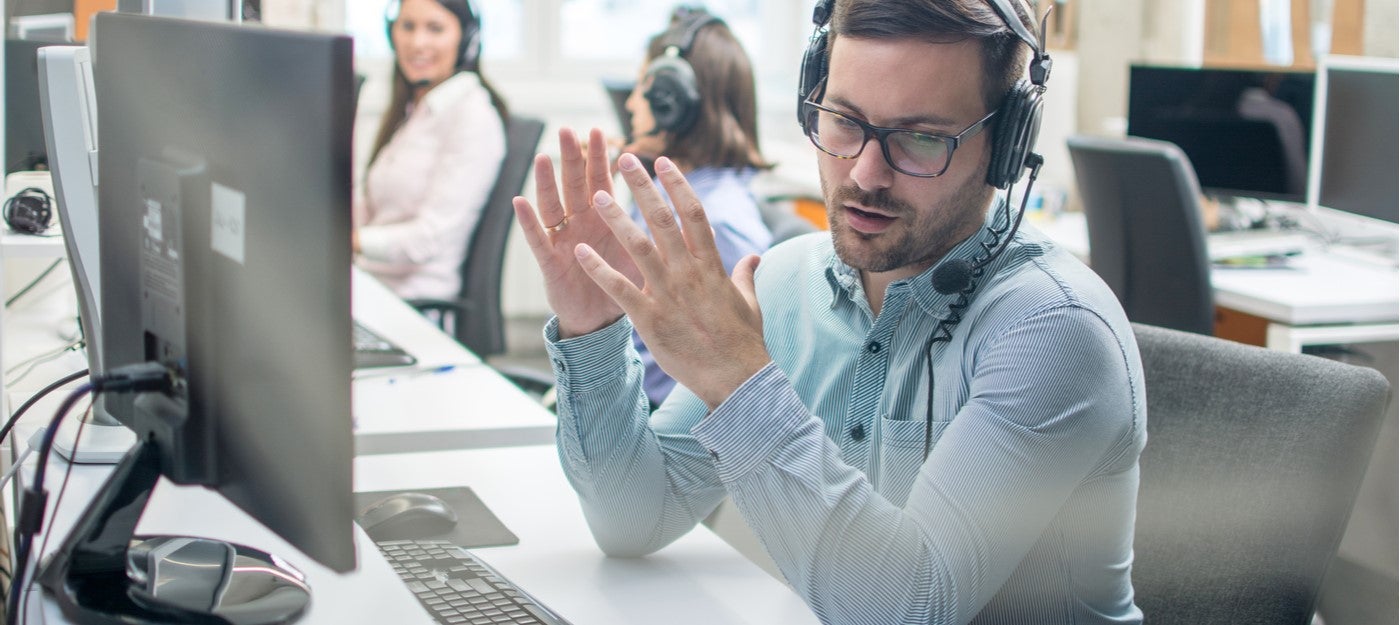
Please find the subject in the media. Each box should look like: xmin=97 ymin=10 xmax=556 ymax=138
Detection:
xmin=643 ymin=7 xmax=724 ymax=137
xmin=797 ymin=0 xmax=1052 ymax=190
xmin=384 ymin=0 xmax=483 ymax=72
xmin=3 ymin=187 xmax=53 ymax=235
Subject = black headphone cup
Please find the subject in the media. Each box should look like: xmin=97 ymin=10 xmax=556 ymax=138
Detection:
xmin=644 ymin=68 xmax=698 ymax=134
xmin=458 ymin=22 xmax=482 ymax=69
xmin=987 ymin=81 xmax=1042 ymax=189
xmin=3 ymin=187 xmax=53 ymax=235
xmin=643 ymin=11 xmax=722 ymax=136
xmin=797 ymin=28 xmax=829 ymax=129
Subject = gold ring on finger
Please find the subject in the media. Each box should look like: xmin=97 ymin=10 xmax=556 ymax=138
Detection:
xmin=545 ymin=216 xmax=569 ymax=233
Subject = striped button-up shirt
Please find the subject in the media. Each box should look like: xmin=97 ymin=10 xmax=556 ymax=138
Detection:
xmin=545 ymin=200 xmax=1147 ymax=625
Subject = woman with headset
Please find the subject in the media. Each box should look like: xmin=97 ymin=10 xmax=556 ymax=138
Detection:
xmin=353 ymin=0 xmax=508 ymax=301
xmin=620 ymin=7 xmax=775 ymax=408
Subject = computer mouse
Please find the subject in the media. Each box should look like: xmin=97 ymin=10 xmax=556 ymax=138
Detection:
xmin=356 ymin=492 xmax=459 ymax=540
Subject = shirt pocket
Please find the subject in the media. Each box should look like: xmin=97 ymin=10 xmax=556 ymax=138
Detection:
xmin=877 ymin=416 xmax=950 ymax=506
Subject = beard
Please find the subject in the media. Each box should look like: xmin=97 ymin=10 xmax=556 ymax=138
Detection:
xmin=822 ymin=174 xmax=992 ymax=275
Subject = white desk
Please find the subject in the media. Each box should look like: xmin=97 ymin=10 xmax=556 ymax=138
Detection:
xmin=350 ymin=269 xmax=557 ymax=455
xmin=0 ymin=229 xmax=69 ymax=417
xmin=6 ymin=266 xmax=814 ymax=624
xmin=9 ymin=401 xmax=814 ymax=624
xmin=356 ymin=446 xmax=818 ymax=625
xmin=1034 ymin=211 xmax=1400 ymax=352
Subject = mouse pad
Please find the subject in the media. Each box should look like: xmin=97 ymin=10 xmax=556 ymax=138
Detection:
xmin=354 ymin=486 xmax=520 ymax=548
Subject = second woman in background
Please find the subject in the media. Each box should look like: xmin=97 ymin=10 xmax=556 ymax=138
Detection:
xmin=354 ymin=0 xmax=508 ymax=301
xmin=624 ymin=6 xmax=774 ymax=407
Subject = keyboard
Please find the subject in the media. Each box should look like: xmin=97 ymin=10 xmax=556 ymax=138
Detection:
xmin=1207 ymin=229 xmax=1310 ymax=261
xmin=378 ymin=539 xmax=570 ymax=625
xmin=354 ymin=321 xmax=417 ymax=369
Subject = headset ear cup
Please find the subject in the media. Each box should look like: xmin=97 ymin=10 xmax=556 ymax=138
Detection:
xmin=645 ymin=56 xmax=701 ymax=135
xmin=987 ymin=80 xmax=1042 ymax=189
xmin=797 ymin=28 xmax=829 ymax=129
xmin=458 ymin=21 xmax=481 ymax=70
xmin=3 ymin=187 xmax=53 ymax=235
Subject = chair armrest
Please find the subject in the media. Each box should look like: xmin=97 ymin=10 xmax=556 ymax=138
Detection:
xmin=405 ymin=298 xmax=461 ymax=334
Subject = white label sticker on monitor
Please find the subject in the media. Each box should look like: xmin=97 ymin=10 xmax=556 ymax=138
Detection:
xmin=211 ymin=183 xmax=246 ymax=265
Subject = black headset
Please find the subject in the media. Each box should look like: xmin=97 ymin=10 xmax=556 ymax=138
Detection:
xmin=798 ymin=0 xmax=1051 ymax=190
xmin=643 ymin=7 xmax=724 ymax=137
xmin=384 ymin=0 xmax=483 ymax=73
xmin=3 ymin=187 xmax=53 ymax=235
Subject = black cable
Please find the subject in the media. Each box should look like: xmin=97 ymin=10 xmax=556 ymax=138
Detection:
xmin=0 ymin=369 xmax=88 ymax=449
xmin=7 ymin=363 xmax=172 ymax=625
xmin=921 ymin=161 xmax=1042 ymax=460
xmin=21 ymin=403 xmax=88 ymax=624
xmin=4 ymin=259 xmax=63 ymax=308
xmin=7 ymin=383 xmax=91 ymax=625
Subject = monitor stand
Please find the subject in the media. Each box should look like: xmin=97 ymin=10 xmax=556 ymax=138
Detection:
xmin=52 ymin=407 xmax=136 ymax=465
xmin=38 ymin=439 xmax=311 ymax=625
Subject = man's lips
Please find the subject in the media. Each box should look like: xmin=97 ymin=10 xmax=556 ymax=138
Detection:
xmin=844 ymin=204 xmax=896 ymax=233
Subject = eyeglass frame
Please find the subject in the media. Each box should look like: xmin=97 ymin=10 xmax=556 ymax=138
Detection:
xmin=800 ymin=82 xmax=998 ymax=178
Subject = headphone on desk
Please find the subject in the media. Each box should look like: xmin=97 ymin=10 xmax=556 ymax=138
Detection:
xmin=384 ymin=0 xmax=483 ymax=73
xmin=3 ymin=187 xmax=53 ymax=235
xmin=798 ymin=0 xmax=1051 ymax=190
xmin=643 ymin=6 xmax=724 ymax=136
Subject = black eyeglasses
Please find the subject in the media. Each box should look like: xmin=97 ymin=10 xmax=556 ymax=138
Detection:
xmin=801 ymin=97 xmax=997 ymax=178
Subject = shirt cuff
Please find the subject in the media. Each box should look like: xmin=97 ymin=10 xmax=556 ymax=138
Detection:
xmin=691 ymin=363 xmax=810 ymax=483
xmin=357 ymin=226 xmax=393 ymax=262
xmin=543 ymin=315 xmax=636 ymax=393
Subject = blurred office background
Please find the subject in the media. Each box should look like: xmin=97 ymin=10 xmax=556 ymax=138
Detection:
xmin=3 ymin=1 xmax=1397 ymax=622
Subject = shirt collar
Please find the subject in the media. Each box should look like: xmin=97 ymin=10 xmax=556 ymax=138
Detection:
xmin=417 ymin=71 xmax=481 ymax=115
xmin=823 ymin=195 xmax=1026 ymax=317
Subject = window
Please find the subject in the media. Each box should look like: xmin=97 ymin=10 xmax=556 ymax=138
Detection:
xmin=347 ymin=0 xmax=776 ymax=79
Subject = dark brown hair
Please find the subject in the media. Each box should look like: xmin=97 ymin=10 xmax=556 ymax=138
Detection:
xmin=645 ymin=15 xmax=771 ymax=171
xmin=368 ymin=0 xmax=508 ymax=167
xmin=829 ymin=0 xmax=1035 ymax=115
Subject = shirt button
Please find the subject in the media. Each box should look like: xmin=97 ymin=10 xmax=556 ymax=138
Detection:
xmin=866 ymin=341 xmax=882 ymax=354
xmin=850 ymin=424 xmax=865 ymax=441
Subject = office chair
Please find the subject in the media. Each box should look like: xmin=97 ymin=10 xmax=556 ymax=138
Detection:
xmin=409 ymin=115 xmax=545 ymax=358
xmin=1130 ymin=323 xmax=1392 ymax=624
xmin=1067 ymin=135 xmax=1214 ymax=335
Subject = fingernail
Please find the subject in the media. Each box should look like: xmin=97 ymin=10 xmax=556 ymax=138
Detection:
xmin=655 ymin=157 xmax=674 ymax=173
xmin=619 ymin=153 xmax=640 ymax=171
xmin=593 ymin=190 xmax=613 ymax=208
xmin=574 ymin=244 xmax=591 ymax=259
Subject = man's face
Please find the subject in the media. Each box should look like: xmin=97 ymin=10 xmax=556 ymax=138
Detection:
xmin=817 ymin=35 xmax=996 ymax=281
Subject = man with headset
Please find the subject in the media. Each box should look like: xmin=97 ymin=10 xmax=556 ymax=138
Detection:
xmin=514 ymin=0 xmax=1145 ymax=622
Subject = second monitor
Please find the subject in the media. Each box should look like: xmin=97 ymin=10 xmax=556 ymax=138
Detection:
xmin=39 ymin=12 xmax=357 ymax=625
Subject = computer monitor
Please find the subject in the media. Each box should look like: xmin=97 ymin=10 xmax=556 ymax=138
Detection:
xmin=7 ymin=37 xmax=62 ymax=173
xmin=38 ymin=12 xmax=356 ymax=624
xmin=8 ymin=13 xmax=75 ymax=40
xmin=116 ymin=0 xmax=241 ymax=22
xmin=1306 ymin=55 xmax=1400 ymax=225
xmin=37 ymin=45 xmax=100 ymax=361
xmin=37 ymin=44 xmax=140 ymax=464
xmin=1127 ymin=64 xmax=1316 ymax=202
